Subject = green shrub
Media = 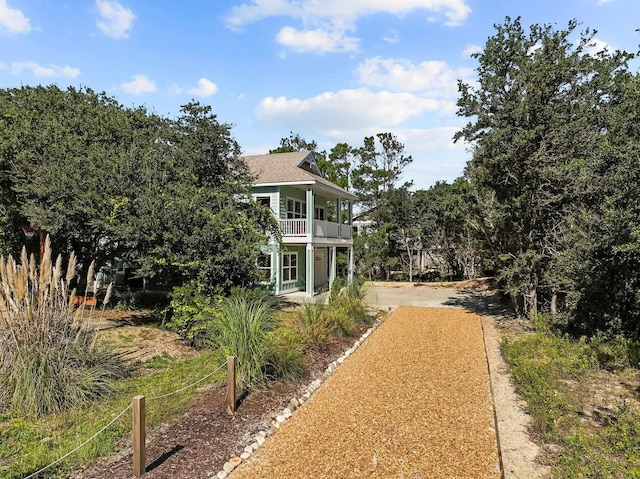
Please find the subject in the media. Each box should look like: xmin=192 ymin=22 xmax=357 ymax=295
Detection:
xmin=344 ymin=275 xmax=367 ymax=301
xmin=265 ymin=327 xmax=306 ymax=380
xmin=0 ymin=238 xmax=127 ymax=418
xmin=164 ymin=281 xmax=224 ymax=347
xmin=208 ymin=296 xmax=276 ymax=390
xmin=292 ymin=299 xmax=333 ymax=350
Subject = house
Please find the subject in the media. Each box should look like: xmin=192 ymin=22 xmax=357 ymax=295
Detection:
xmin=244 ymin=151 xmax=357 ymax=296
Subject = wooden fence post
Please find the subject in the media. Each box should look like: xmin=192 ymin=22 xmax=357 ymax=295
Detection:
xmin=132 ymin=395 xmax=146 ymax=477
xmin=227 ymin=356 xmax=236 ymax=415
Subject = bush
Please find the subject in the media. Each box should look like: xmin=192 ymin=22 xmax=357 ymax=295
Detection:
xmin=264 ymin=327 xmax=306 ymax=380
xmin=164 ymin=281 xmax=224 ymax=347
xmin=208 ymin=296 xmax=276 ymax=390
xmin=292 ymin=299 xmax=333 ymax=350
xmin=0 ymin=238 xmax=127 ymax=418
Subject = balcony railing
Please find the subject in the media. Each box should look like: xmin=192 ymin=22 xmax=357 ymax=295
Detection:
xmin=279 ymin=219 xmax=308 ymax=236
xmin=278 ymin=219 xmax=352 ymax=239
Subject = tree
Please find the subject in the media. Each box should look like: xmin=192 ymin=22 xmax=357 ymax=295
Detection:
xmin=455 ymin=17 xmax=634 ymax=317
xmin=414 ymin=179 xmax=480 ymax=280
xmin=351 ymin=133 xmax=412 ymax=210
xmin=0 ymin=86 xmax=274 ymax=294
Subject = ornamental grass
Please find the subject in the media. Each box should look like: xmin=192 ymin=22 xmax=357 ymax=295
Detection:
xmin=0 ymin=236 xmax=126 ymax=418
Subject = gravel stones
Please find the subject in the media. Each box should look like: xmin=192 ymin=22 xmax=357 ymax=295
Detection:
xmin=230 ymin=307 xmax=500 ymax=478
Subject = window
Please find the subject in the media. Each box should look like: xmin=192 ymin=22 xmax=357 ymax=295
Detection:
xmin=286 ymin=199 xmax=306 ymax=219
xmin=282 ymin=252 xmax=298 ymax=283
xmin=314 ymin=206 xmax=326 ymax=221
xmin=256 ymin=196 xmax=271 ymax=208
xmin=257 ymin=253 xmax=272 ymax=282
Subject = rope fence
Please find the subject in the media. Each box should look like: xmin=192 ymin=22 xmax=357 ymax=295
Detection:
xmin=22 ymin=357 xmax=233 ymax=479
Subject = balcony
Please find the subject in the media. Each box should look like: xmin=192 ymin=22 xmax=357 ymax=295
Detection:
xmin=278 ymin=219 xmax=352 ymax=240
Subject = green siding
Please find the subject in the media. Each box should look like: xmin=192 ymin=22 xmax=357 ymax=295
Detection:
xmin=280 ymin=186 xmax=306 ymax=219
xmin=251 ymin=186 xmax=278 ymax=194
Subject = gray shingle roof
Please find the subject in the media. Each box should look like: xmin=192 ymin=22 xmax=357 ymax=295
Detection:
xmin=243 ymin=151 xmax=357 ymax=200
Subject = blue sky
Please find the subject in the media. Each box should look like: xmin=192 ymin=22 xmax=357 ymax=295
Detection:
xmin=2 ymin=0 xmax=639 ymax=190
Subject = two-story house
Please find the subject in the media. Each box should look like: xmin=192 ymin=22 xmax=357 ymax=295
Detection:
xmin=244 ymin=151 xmax=357 ymax=296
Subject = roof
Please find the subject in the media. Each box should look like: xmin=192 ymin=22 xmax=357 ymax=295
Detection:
xmin=243 ymin=151 xmax=358 ymax=201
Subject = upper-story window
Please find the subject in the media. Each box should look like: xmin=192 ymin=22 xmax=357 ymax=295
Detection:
xmin=314 ymin=206 xmax=326 ymax=221
xmin=286 ymin=199 xmax=306 ymax=219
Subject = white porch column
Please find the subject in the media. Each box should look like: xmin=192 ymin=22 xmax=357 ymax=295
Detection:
xmin=306 ymin=243 xmax=314 ymax=296
xmin=329 ymin=246 xmax=337 ymax=290
xmin=336 ymin=197 xmax=341 ymax=237
xmin=306 ymin=187 xmax=314 ymax=238
xmin=348 ymin=246 xmax=354 ymax=283
xmin=274 ymin=250 xmax=280 ymax=295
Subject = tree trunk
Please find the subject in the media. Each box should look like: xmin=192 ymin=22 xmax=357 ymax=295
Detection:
xmin=550 ymin=291 xmax=558 ymax=315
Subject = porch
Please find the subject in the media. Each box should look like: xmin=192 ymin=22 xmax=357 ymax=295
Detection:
xmin=278 ymin=219 xmax=353 ymax=240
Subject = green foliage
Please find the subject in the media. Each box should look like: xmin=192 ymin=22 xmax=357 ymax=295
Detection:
xmin=264 ymin=327 xmax=306 ymax=380
xmin=502 ymin=331 xmax=640 ymax=477
xmin=0 ymin=241 xmax=126 ymax=418
xmin=0 ymin=86 xmax=274 ymax=295
xmin=292 ymin=299 xmax=333 ymax=350
xmin=501 ymin=333 xmax=597 ymax=438
xmin=145 ymin=351 xmax=174 ymax=370
xmin=0 ymin=349 xmax=224 ymax=478
xmin=555 ymin=403 xmax=640 ymax=478
xmin=208 ymin=296 xmax=276 ymax=390
xmin=164 ymin=281 xmax=224 ymax=347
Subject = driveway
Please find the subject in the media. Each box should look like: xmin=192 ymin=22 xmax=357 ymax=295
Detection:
xmin=367 ymin=283 xmax=489 ymax=310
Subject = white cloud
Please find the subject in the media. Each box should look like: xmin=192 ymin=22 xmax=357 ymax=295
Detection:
xmin=383 ymin=29 xmax=399 ymax=44
xmin=121 ymin=74 xmax=156 ymax=94
xmin=597 ymin=0 xmax=613 ymax=4
xmin=225 ymin=1 xmax=470 ymax=54
xmin=96 ymin=0 xmax=135 ymax=39
xmin=462 ymin=44 xmax=482 ymax=57
xmin=0 ymin=0 xmax=30 ymax=35
xmin=586 ymin=37 xmax=612 ymax=56
xmin=357 ymin=56 xmax=473 ymax=98
xmin=225 ymin=0 xmax=471 ymax=29
xmin=9 ymin=61 xmax=80 ymax=78
xmin=276 ymin=26 xmax=358 ymax=53
xmin=187 ymin=78 xmax=219 ymax=97
xmin=396 ymin=127 xmax=465 ymax=152
xmin=256 ymin=88 xmax=442 ymax=138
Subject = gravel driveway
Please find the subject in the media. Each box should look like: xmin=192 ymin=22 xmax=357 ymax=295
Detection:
xmin=231 ymin=306 xmax=501 ymax=479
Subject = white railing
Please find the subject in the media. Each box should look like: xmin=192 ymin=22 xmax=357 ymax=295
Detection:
xmin=280 ymin=219 xmax=352 ymax=239
xmin=279 ymin=219 xmax=308 ymax=236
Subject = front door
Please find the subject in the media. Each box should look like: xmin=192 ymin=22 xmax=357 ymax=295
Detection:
xmin=314 ymin=247 xmax=328 ymax=289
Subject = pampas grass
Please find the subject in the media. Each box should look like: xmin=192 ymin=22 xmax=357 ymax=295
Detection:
xmin=0 ymin=236 xmax=125 ymax=418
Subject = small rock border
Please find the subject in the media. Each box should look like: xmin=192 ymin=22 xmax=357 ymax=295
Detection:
xmin=209 ymin=318 xmax=383 ymax=479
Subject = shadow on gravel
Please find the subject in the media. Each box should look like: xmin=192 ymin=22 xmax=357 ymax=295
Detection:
xmin=444 ymin=290 xmax=515 ymax=318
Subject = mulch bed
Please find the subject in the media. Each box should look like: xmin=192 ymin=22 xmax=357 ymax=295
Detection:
xmin=71 ymin=324 xmax=369 ymax=479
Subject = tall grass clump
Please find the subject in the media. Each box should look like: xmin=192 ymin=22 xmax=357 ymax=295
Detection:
xmin=326 ymin=276 xmax=371 ymax=335
xmin=0 ymin=237 xmax=126 ymax=418
xmin=293 ymin=298 xmax=333 ymax=350
xmin=264 ymin=326 xmax=306 ymax=380
xmin=209 ymin=296 xmax=276 ymax=390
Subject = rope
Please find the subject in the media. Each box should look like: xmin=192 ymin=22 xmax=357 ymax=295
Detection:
xmin=21 ymin=359 xmax=229 ymax=477
xmin=148 ymin=360 xmax=228 ymax=401
xmin=23 ymin=403 xmax=132 ymax=479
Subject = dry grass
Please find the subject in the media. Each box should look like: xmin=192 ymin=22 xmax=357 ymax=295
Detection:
xmin=0 ymin=236 xmax=125 ymax=417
